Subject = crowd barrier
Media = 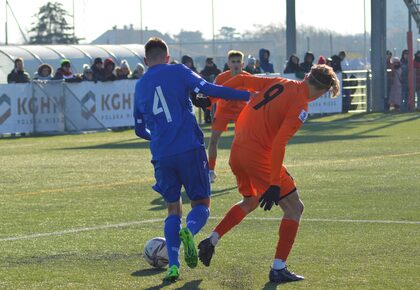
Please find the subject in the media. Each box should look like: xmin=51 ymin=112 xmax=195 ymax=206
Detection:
xmin=0 ymin=80 xmax=135 ymax=134
xmin=0 ymin=74 xmax=343 ymax=135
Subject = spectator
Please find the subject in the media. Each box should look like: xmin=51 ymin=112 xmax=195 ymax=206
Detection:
xmin=82 ymin=64 xmax=94 ymax=81
xmin=400 ymin=49 xmax=409 ymax=110
xmin=91 ymin=57 xmax=104 ymax=82
xmin=181 ymin=55 xmax=197 ymax=73
xmin=339 ymin=51 xmax=349 ymax=71
xmin=116 ymin=60 xmax=131 ymax=80
xmin=386 ymin=50 xmax=393 ymax=107
xmin=181 ymin=55 xmax=209 ymax=119
xmin=326 ymin=57 xmax=333 ymax=67
xmin=54 ymin=59 xmax=75 ymax=80
xmin=200 ymin=57 xmax=222 ymax=123
xmin=131 ymin=63 xmax=145 ymax=79
xmin=299 ymin=51 xmax=315 ymax=73
xmin=102 ymin=58 xmax=117 ymax=82
xmin=254 ymin=59 xmax=262 ymax=74
xmin=414 ymin=51 xmax=420 ymax=110
xmin=389 ymin=57 xmax=403 ymax=111
xmin=200 ymin=57 xmax=221 ymax=82
xmin=330 ymin=55 xmax=342 ymax=72
xmin=7 ymin=58 xmax=30 ymax=83
xmin=33 ymin=63 xmax=53 ymax=81
xmin=283 ymin=54 xmax=303 ymax=78
xmin=244 ymin=55 xmax=256 ymax=74
xmin=258 ymin=48 xmax=274 ymax=73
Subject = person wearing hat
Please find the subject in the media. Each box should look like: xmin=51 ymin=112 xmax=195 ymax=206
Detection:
xmin=33 ymin=63 xmax=53 ymax=81
xmin=259 ymin=48 xmax=275 ymax=73
xmin=91 ymin=57 xmax=104 ymax=82
xmin=116 ymin=59 xmax=132 ymax=80
xmin=103 ymin=58 xmax=117 ymax=82
xmin=200 ymin=57 xmax=221 ymax=81
xmin=53 ymin=59 xmax=75 ymax=80
xmin=131 ymin=63 xmax=145 ymax=79
xmin=244 ymin=55 xmax=257 ymax=74
xmin=82 ymin=64 xmax=94 ymax=81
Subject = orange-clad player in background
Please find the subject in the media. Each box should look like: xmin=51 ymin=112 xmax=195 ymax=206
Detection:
xmin=208 ymin=50 xmax=250 ymax=183
xmin=198 ymin=65 xmax=340 ymax=284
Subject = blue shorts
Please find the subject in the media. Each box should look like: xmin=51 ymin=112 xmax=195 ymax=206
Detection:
xmin=151 ymin=147 xmax=210 ymax=203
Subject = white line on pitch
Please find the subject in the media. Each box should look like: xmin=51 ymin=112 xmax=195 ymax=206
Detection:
xmin=0 ymin=219 xmax=162 ymax=242
xmin=1 ymin=217 xmax=419 ymax=242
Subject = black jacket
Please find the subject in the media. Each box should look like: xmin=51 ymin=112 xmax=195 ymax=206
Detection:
xmin=7 ymin=69 xmax=30 ymax=83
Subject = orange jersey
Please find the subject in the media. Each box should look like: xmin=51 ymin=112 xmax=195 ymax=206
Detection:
xmin=222 ymin=75 xmax=311 ymax=186
xmin=211 ymin=70 xmax=251 ymax=119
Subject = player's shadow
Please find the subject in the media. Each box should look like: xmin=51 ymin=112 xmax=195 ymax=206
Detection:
xmin=263 ymin=280 xmax=305 ymax=289
xmin=262 ymin=282 xmax=279 ymax=290
xmin=142 ymin=279 xmax=203 ymax=290
xmin=148 ymin=186 xmax=237 ymax=211
xmin=60 ymin=138 xmax=151 ymax=150
xmin=131 ymin=268 xmax=165 ymax=277
xmin=174 ymin=279 xmax=203 ymax=289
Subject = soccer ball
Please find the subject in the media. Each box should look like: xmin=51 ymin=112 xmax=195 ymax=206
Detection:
xmin=143 ymin=237 xmax=169 ymax=268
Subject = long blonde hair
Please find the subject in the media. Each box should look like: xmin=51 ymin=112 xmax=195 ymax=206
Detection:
xmin=308 ymin=64 xmax=340 ymax=97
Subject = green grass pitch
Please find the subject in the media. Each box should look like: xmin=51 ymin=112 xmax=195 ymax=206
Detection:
xmin=1 ymin=112 xmax=419 ymax=289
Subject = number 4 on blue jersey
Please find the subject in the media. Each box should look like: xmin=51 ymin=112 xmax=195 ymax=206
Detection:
xmin=153 ymin=86 xmax=172 ymax=123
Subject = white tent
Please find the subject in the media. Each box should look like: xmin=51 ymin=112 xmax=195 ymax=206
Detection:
xmin=0 ymin=44 xmax=144 ymax=83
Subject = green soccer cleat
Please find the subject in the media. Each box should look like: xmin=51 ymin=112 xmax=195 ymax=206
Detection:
xmin=163 ymin=265 xmax=180 ymax=282
xmin=179 ymin=228 xmax=198 ymax=268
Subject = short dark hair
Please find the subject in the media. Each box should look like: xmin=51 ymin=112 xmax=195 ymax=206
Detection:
xmin=14 ymin=58 xmax=23 ymax=65
xmin=145 ymin=37 xmax=168 ymax=61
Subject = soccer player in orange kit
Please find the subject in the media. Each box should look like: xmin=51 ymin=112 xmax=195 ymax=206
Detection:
xmin=198 ymin=64 xmax=340 ymax=284
xmin=208 ymin=50 xmax=250 ymax=183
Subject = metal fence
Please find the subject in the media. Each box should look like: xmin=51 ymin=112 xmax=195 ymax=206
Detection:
xmin=342 ymin=69 xmax=370 ymax=113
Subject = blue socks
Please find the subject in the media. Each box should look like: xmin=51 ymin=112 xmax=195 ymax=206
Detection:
xmin=164 ymin=215 xmax=181 ymax=267
xmin=186 ymin=204 xmax=210 ymax=235
xmin=163 ymin=205 xmax=209 ymax=267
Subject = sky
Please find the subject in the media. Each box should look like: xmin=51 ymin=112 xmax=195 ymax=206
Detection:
xmin=1 ymin=0 xmax=371 ymax=44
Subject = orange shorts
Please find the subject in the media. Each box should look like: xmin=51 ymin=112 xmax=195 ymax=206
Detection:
xmin=229 ymin=144 xmax=297 ymax=198
xmin=211 ymin=115 xmax=235 ymax=132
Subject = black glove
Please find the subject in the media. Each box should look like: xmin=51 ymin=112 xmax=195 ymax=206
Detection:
xmin=190 ymin=92 xmax=211 ymax=108
xmin=259 ymin=185 xmax=281 ymax=211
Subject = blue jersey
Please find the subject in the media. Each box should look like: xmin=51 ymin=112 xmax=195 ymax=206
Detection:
xmin=134 ymin=64 xmax=249 ymax=160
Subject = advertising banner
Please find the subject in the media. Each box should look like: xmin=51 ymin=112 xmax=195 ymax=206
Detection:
xmin=272 ymin=73 xmax=343 ymax=114
xmin=65 ymin=80 xmax=136 ymax=130
xmin=0 ymin=83 xmax=34 ymax=134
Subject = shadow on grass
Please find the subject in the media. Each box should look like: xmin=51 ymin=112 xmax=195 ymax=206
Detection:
xmin=131 ymin=267 xmax=165 ymax=277
xmin=148 ymin=186 xmax=237 ymax=211
xmin=141 ymin=279 xmax=203 ymax=290
xmin=59 ymin=132 xmax=382 ymax=151
xmin=61 ymin=138 xmax=151 ymax=150
xmin=59 ymin=113 xmax=407 ymax=151
xmin=261 ymin=282 xmax=279 ymax=290
xmin=173 ymin=279 xmax=203 ymax=290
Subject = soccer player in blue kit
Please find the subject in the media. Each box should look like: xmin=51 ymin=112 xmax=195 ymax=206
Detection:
xmin=134 ymin=37 xmax=252 ymax=281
